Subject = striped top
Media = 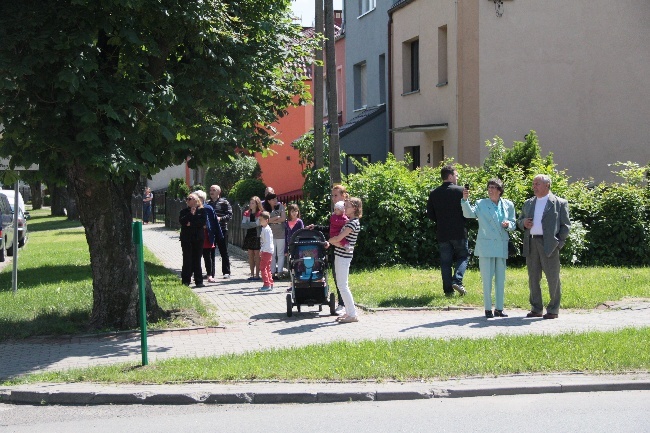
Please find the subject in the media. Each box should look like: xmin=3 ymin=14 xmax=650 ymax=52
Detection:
xmin=334 ymin=218 xmax=360 ymax=259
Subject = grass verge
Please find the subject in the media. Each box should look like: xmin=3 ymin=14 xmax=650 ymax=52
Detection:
xmin=0 ymin=209 xmax=214 ymax=341
xmin=4 ymin=327 xmax=649 ymax=385
xmin=349 ymin=265 xmax=650 ymax=309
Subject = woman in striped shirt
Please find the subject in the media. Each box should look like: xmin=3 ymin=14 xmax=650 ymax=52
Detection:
xmin=327 ymin=197 xmax=362 ymax=323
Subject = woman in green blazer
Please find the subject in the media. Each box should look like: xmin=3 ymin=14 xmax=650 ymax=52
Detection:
xmin=461 ymin=178 xmax=516 ymax=318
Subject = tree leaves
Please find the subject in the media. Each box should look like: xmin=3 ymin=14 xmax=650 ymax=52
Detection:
xmin=0 ymin=0 xmax=315 ymax=181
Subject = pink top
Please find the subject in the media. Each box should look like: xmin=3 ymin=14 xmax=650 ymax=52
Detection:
xmin=330 ymin=213 xmax=349 ymax=246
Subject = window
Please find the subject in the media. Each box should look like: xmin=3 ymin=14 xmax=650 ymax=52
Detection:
xmin=404 ymin=146 xmax=421 ymax=170
xmin=345 ymin=154 xmax=371 ymax=174
xmin=358 ymin=0 xmax=376 ymax=16
xmin=379 ymin=54 xmax=386 ymax=104
xmin=403 ymin=39 xmax=419 ymax=93
xmin=353 ymin=61 xmax=367 ymax=110
xmin=438 ymin=25 xmax=448 ymax=86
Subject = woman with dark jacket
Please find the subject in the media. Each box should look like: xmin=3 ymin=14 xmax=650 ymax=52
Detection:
xmin=179 ymin=193 xmax=208 ymax=287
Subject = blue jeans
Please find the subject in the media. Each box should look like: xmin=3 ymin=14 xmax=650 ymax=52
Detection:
xmin=439 ymin=239 xmax=469 ymax=294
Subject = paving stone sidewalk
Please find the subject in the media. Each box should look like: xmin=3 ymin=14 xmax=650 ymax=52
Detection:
xmin=1 ymin=222 xmax=649 ymax=381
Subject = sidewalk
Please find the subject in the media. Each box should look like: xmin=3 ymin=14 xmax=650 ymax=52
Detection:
xmin=1 ymin=222 xmax=649 ymax=404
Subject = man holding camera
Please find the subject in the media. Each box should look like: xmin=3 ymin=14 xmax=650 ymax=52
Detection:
xmin=426 ymin=165 xmax=469 ymax=297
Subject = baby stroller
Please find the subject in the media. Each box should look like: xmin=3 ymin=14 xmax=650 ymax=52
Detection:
xmin=286 ymin=228 xmax=336 ymax=317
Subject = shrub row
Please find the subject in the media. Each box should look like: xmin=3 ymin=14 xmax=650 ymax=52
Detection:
xmin=295 ymin=131 xmax=649 ymax=268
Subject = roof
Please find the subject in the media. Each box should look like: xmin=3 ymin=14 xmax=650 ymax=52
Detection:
xmin=388 ymin=0 xmax=416 ymax=14
xmin=339 ymin=104 xmax=387 ymax=138
xmin=390 ymin=123 xmax=448 ymax=133
xmin=298 ymin=24 xmax=344 ymax=79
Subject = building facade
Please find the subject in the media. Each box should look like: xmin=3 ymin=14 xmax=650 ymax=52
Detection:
xmin=389 ymin=0 xmax=650 ymax=181
xmin=340 ymin=0 xmax=391 ymax=174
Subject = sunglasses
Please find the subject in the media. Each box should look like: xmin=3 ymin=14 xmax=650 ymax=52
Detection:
xmin=185 ymin=197 xmax=193 ymax=201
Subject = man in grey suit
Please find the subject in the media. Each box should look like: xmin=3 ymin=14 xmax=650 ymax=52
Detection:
xmin=517 ymin=174 xmax=571 ymax=319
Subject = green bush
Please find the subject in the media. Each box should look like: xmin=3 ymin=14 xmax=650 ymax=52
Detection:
xmin=291 ymin=129 xmax=650 ymax=268
xmin=205 ymin=155 xmax=262 ymax=197
xmin=228 ymin=178 xmax=266 ymax=206
xmin=345 ymin=155 xmax=438 ymax=268
xmin=167 ymin=178 xmax=190 ymax=200
xmin=43 ymin=194 xmax=51 ymax=206
xmin=299 ymin=167 xmax=332 ymax=226
xmin=584 ymin=184 xmax=650 ymax=265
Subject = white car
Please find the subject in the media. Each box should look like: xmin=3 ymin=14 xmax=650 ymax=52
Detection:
xmin=1 ymin=190 xmax=28 ymax=247
xmin=0 ymin=192 xmax=16 ymax=261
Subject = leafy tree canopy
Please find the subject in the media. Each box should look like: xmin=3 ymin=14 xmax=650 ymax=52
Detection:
xmin=205 ymin=154 xmax=261 ymax=197
xmin=0 ymin=0 xmax=314 ymax=179
xmin=0 ymin=0 xmax=315 ymax=329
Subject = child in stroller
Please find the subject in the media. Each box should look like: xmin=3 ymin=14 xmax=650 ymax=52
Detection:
xmin=285 ymin=228 xmax=336 ymax=316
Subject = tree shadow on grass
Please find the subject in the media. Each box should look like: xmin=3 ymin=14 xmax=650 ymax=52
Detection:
xmin=27 ymin=217 xmax=83 ymax=233
xmin=0 ymin=260 xmax=180 ymax=293
xmin=0 ymin=309 xmax=91 ymax=343
xmin=0 ymin=264 xmax=93 ymax=291
xmin=377 ymin=295 xmax=439 ymax=308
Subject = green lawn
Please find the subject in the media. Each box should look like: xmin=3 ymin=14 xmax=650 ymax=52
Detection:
xmin=0 ymin=209 xmax=214 ymax=341
xmin=348 ymin=265 xmax=650 ymax=310
xmin=2 ymin=209 xmax=649 ymax=385
xmin=5 ymin=327 xmax=649 ymax=385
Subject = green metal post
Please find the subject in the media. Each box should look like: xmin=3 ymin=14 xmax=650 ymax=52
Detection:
xmin=132 ymin=221 xmax=148 ymax=365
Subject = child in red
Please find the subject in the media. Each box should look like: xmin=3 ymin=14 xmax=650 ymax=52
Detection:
xmin=329 ymin=201 xmax=349 ymax=250
xmin=258 ymin=211 xmax=274 ymax=292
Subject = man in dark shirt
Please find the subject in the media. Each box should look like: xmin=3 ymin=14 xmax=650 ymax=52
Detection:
xmin=426 ymin=165 xmax=469 ymax=296
xmin=207 ymin=185 xmax=232 ymax=278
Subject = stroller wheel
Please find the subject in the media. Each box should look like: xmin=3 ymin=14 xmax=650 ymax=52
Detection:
xmin=286 ymin=294 xmax=293 ymax=317
xmin=329 ymin=292 xmax=336 ymax=316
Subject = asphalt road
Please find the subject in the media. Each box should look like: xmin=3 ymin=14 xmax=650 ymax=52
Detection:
xmin=2 ymin=390 xmax=649 ymax=433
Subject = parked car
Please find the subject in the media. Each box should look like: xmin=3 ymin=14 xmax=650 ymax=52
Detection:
xmin=0 ymin=192 xmax=16 ymax=262
xmin=2 ymin=190 xmax=28 ymax=247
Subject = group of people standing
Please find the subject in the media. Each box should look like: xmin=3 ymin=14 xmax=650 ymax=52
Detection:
xmin=179 ymin=185 xmax=232 ymax=287
xmin=176 ymin=165 xmax=569 ymax=323
xmin=241 ymin=188 xmax=290 ymax=282
xmin=240 ymin=184 xmax=363 ymax=323
xmin=427 ymin=165 xmax=571 ymax=320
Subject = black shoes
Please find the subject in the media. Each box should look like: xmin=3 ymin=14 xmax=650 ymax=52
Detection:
xmin=485 ymin=310 xmax=494 ymax=318
xmin=526 ymin=311 xmax=543 ymax=318
xmin=494 ymin=309 xmax=508 ymax=317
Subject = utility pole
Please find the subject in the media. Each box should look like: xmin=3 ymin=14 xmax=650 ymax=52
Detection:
xmin=324 ymin=0 xmax=341 ymax=185
xmin=313 ymin=0 xmax=324 ymax=169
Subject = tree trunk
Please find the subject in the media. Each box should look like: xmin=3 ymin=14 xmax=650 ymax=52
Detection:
xmin=30 ymin=181 xmax=43 ymax=210
xmin=68 ymin=162 xmax=164 ymax=330
xmin=66 ymin=181 xmax=79 ymax=220
xmin=324 ymin=0 xmax=341 ymax=185
xmin=51 ymin=185 xmax=68 ymax=216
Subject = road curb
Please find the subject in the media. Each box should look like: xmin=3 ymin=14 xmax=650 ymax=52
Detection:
xmin=2 ymin=377 xmax=649 ymax=405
